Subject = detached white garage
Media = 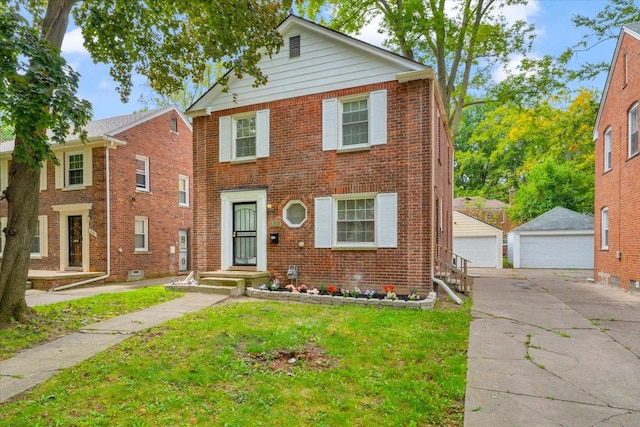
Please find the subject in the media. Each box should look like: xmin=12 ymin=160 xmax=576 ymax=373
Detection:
xmin=453 ymin=211 xmax=503 ymax=268
xmin=508 ymin=207 xmax=594 ymax=269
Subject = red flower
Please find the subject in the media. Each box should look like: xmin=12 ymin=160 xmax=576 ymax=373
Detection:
xmin=327 ymin=285 xmax=338 ymax=295
xmin=383 ymin=285 xmax=395 ymax=293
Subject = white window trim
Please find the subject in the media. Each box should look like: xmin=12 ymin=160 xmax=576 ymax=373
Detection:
xmin=338 ymin=94 xmax=371 ymax=150
xmin=283 ymin=200 xmax=308 ymax=228
xmin=323 ymin=90 xmax=387 ymax=151
xmin=178 ymin=174 xmax=189 ymax=207
xmin=134 ymin=216 xmax=149 ymax=252
xmin=30 ymin=215 xmax=48 ymax=258
xmin=629 ymin=103 xmax=638 ymax=158
xmin=65 ymin=150 xmax=85 ymax=189
xmin=219 ymin=110 xmax=270 ymax=162
xmin=601 ymin=208 xmax=609 ymax=250
xmin=315 ymin=192 xmax=397 ymax=249
xmin=135 ymin=155 xmax=150 ymax=192
xmin=604 ymin=127 xmax=612 ymax=172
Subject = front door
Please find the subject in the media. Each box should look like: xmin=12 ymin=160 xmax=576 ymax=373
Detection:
xmin=233 ymin=202 xmax=257 ymax=266
xmin=68 ymin=215 xmax=82 ymax=267
xmin=178 ymin=229 xmax=189 ymax=272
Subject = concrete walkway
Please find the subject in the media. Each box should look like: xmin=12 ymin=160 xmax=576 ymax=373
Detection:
xmin=1 ymin=281 xmax=227 ymax=402
xmin=464 ymin=269 xmax=640 ymax=426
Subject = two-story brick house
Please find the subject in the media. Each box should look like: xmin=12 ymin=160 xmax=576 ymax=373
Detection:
xmin=0 ymin=106 xmax=193 ymax=289
xmin=594 ymin=22 xmax=640 ymax=293
xmin=187 ymin=16 xmax=453 ymax=294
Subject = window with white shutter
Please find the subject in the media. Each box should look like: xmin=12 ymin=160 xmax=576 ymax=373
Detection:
xmin=219 ymin=109 xmax=269 ymax=162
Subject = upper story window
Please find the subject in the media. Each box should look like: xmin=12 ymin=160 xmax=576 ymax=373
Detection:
xmin=66 ymin=152 xmax=84 ymax=186
xmin=170 ymin=117 xmax=178 ymax=133
xmin=323 ymin=90 xmax=387 ymax=151
xmin=601 ymin=207 xmax=609 ymax=250
xmin=342 ymin=98 xmax=369 ymax=146
xmin=178 ymin=174 xmax=189 ymax=207
xmin=629 ymin=103 xmax=638 ymax=158
xmin=604 ymin=127 xmax=612 ymax=172
xmin=219 ymin=110 xmax=270 ymax=162
xmin=235 ymin=116 xmax=256 ymax=158
xmin=136 ymin=155 xmax=149 ymax=191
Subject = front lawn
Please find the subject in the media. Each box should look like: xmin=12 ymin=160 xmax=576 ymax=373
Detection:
xmin=0 ymin=286 xmax=182 ymax=361
xmin=1 ymin=301 xmax=470 ymax=426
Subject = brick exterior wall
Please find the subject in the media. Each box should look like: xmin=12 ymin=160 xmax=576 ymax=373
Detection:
xmin=193 ymin=80 xmax=453 ymax=294
xmin=0 ymin=109 xmax=192 ymax=283
xmin=595 ymin=32 xmax=640 ymax=292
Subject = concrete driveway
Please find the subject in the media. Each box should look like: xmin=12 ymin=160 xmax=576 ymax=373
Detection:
xmin=464 ymin=268 xmax=640 ymax=427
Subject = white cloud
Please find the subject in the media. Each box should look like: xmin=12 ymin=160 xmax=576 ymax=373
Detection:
xmin=61 ymin=28 xmax=88 ymax=55
xmin=492 ymin=53 xmax=542 ymax=82
xmin=97 ymin=77 xmax=114 ymax=90
xmin=352 ymin=14 xmax=387 ymax=48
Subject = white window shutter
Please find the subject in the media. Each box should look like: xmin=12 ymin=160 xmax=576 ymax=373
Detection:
xmin=256 ymin=109 xmax=270 ymax=158
xmin=39 ymin=215 xmax=48 ymax=257
xmin=39 ymin=162 xmax=47 ymax=191
xmin=377 ymin=192 xmax=397 ymax=248
xmin=83 ymin=147 xmax=93 ymax=186
xmin=54 ymin=158 xmax=63 ymax=189
xmin=322 ymin=99 xmax=338 ymax=151
xmin=0 ymin=159 xmax=8 ymax=191
xmin=219 ymin=116 xmax=232 ymax=162
xmin=314 ymin=197 xmax=333 ymax=248
xmin=370 ymin=90 xmax=387 ymax=145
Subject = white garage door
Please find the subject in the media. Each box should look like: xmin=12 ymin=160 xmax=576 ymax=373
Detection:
xmin=520 ymin=234 xmax=594 ymax=269
xmin=454 ymin=236 xmax=498 ymax=268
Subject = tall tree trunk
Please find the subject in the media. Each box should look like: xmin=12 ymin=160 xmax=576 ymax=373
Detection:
xmin=0 ymin=0 xmax=75 ymax=327
xmin=0 ymin=159 xmax=41 ymax=325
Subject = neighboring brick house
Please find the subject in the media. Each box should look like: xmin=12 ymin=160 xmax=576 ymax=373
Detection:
xmin=186 ymin=16 xmax=453 ymax=294
xmin=594 ymin=22 xmax=640 ymax=293
xmin=0 ymin=106 xmax=193 ymax=288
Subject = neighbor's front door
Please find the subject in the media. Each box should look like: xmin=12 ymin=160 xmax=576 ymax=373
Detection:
xmin=68 ymin=215 xmax=82 ymax=267
xmin=233 ymin=202 xmax=257 ymax=266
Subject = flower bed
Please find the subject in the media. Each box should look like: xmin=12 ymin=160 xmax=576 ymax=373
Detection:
xmin=245 ymin=285 xmax=436 ymax=310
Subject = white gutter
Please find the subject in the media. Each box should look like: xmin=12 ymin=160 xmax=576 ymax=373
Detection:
xmin=51 ymin=144 xmax=113 ymax=291
xmin=432 ymin=267 xmax=462 ymax=305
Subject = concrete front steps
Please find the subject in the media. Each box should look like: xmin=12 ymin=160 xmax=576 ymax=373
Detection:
xmin=165 ymin=270 xmax=271 ymax=297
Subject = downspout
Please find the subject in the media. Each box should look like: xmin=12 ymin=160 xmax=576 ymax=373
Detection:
xmin=52 ymin=144 xmax=113 ymax=291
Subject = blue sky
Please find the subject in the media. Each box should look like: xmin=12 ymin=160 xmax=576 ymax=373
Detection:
xmin=60 ymin=0 xmax=614 ymax=120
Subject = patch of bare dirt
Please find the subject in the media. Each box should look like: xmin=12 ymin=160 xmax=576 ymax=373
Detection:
xmin=245 ymin=344 xmax=336 ymax=374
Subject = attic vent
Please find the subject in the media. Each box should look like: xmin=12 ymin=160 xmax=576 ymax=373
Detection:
xmin=289 ymin=35 xmax=300 ymax=58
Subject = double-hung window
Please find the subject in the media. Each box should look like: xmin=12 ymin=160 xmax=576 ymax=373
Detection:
xmin=30 ymin=216 xmax=47 ymax=258
xmin=178 ymin=175 xmax=189 ymax=207
xmin=342 ymin=98 xmax=369 ymax=146
xmin=136 ymin=155 xmax=149 ymax=191
xmin=218 ymin=110 xmax=270 ymax=162
xmin=135 ymin=216 xmax=148 ymax=252
xmin=322 ymin=90 xmax=387 ymax=151
xmin=314 ymin=193 xmax=397 ymax=249
xmin=601 ymin=208 xmax=609 ymax=250
xmin=336 ymin=198 xmax=375 ymax=243
xmin=629 ymin=103 xmax=638 ymax=158
xmin=235 ymin=116 xmax=256 ymax=158
xmin=604 ymin=127 xmax=612 ymax=172
xmin=66 ymin=152 xmax=84 ymax=186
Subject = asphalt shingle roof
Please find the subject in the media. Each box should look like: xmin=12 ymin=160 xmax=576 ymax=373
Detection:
xmin=512 ymin=206 xmax=593 ymax=232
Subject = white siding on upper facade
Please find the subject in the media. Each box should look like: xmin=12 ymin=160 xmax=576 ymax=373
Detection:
xmin=191 ymin=18 xmax=427 ymax=114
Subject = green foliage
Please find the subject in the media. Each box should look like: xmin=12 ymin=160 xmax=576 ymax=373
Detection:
xmin=508 ymin=158 xmax=594 ymax=223
xmin=1 ymin=302 xmax=471 ymax=426
xmin=0 ymin=287 xmax=182 ymax=361
xmin=0 ymin=4 xmax=91 ymax=167
xmin=455 ymin=90 xmax=598 ymax=214
xmin=566 ymin=0 xmax=640 ymax=81
xmin=304 ymin=0 xmax=550 ymax=136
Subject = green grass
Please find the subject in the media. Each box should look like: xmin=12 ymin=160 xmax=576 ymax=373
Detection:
xmin=0 ymin=287 xmax=182 ymax=361
xmin=1 ymin=301 xmax=470 ymax=426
